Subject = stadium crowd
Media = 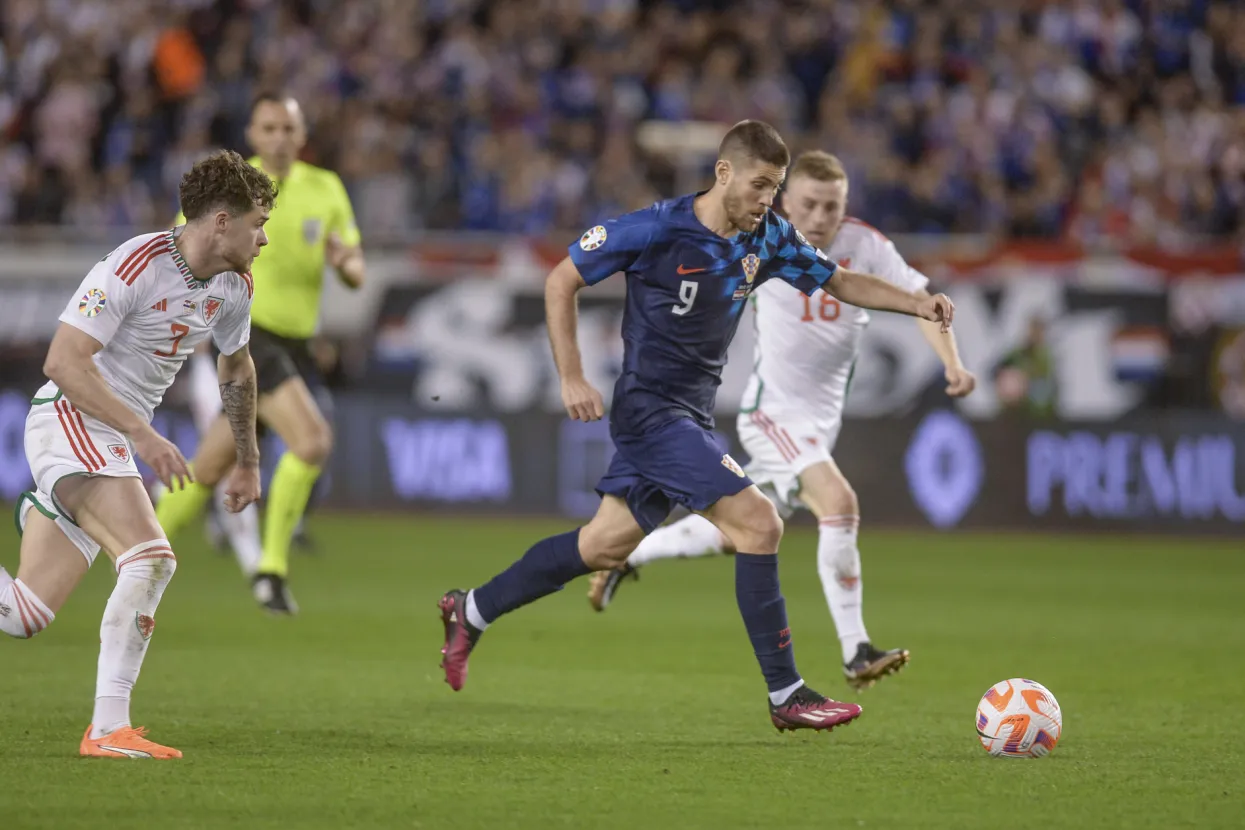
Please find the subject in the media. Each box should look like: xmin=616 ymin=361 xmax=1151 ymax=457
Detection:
xmin=2 ymin=0 xmax=1243 ymax=246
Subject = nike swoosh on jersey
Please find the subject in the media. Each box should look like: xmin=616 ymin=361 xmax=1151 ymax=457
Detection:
xmin=676 ymin=265 xmax=706 ymax=275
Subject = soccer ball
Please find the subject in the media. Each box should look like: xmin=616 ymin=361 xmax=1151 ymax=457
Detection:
xmin=975 ymin=678 xmax=1063 ymax=758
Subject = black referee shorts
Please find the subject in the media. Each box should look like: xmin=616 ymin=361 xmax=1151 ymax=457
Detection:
xmin=248 ymin=326 xmax=324 ymax=395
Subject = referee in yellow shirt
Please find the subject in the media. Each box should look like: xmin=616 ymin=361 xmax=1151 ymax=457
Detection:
xmin=158 ymin=92 xmax=365 ymax=614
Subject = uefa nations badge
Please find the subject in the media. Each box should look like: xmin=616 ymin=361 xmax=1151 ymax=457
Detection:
xmin=78 ymin=288 xmax=107 ymax=317
xmin=721 ymin=454 xmax=746 ymax=478
xmin=135 ymin=613 xmax=155 ymax=641
xmin=107 ymin=444 xmax=130 ymax=463
xmin=203 ymin=296 xmax=224 ymax=325
xmin=579 ymin=225 xmax=607 ymax=251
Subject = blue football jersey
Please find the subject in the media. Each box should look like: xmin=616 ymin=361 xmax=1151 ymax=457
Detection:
xmin=568 ymin=193 xmax=838 ymax=435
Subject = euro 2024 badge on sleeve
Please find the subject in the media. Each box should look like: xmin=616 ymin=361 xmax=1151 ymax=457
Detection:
xmin=580 ymin=225 xmax=607 ymax=251
xmin=79 ymin=288 xmax=107 ymax=318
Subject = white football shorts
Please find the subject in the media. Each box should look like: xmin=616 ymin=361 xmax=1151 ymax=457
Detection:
xmin=18 ymin=390 xmax=141 ymax=565
xmin=736 ymin=405 xmax=842 ymax=516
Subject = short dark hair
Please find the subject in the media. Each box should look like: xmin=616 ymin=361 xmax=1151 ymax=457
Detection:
xmin=179 ymin=150 xmax=278 ymax=221
xmin=249 ymin=90 xmax=291 ymax=118
xmin=718 ymin=120 xmax=790 ymax=169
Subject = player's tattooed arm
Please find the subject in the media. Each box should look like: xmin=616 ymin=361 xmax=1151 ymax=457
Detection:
xmin=217 ymin=346 xmax=260 ymax=467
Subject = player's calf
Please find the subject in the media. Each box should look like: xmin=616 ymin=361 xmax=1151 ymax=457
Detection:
xmin=91 ymin=540 xmax=177 ymax=739
xmin=578 ymin=516 xmax=645 ymax=571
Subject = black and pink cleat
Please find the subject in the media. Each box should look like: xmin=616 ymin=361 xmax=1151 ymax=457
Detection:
xmin=438 ymin=589 xmax=483 ymax=691
xmin=769 ymin=685 xmax=863 ymax=733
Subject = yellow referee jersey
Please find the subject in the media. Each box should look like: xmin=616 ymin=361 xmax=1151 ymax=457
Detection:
xmin=177 ymin=157 xmax=360 ymax=339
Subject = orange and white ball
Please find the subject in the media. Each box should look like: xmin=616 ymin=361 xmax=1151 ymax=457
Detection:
xmin=975 ymin=678 xmax=1063 ymax=758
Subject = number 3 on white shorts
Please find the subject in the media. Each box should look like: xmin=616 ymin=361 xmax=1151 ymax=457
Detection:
xmin=673 ymin=280 xmax=698 ymax=316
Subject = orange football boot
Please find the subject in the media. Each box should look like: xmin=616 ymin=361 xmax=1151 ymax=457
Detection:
xmin=79 ymin=725 xmax=182 ymax=759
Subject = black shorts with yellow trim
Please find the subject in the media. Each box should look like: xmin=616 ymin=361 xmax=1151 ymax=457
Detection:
xmin=248 ymin=325 xmax=324 ymax=395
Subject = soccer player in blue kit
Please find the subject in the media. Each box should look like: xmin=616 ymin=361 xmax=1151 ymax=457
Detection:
xmin=438 ymin=121 xmax=955 ymax=731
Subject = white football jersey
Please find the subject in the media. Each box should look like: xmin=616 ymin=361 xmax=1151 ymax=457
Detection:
xmin=38 ymin=228 xmax=254 ymax=422
xmin=739 ymin=218 xmax=928 ymax=426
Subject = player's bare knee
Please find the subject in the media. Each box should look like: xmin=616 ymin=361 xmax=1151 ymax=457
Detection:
xmin=192 ymin=446 xmax=234 ymax=486
xmin=813 ymin=479 xmax=858 ymax=519
xmin=736 ymin=499 xmax=784 ymax=553
xmin=578 ymin=531 xmax=635 ymax=571
xmin=292 ymin=421 xmax=333 ymax=466
xmin=799 ymin=463 xmax=858 ymax=519
xmin=834 ymin=481 xmax=860 ymax=516
xmin=578 ymin=522 xmax=642 ymax=570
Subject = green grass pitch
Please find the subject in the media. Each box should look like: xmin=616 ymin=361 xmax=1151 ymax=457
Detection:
xmin=1 ymin=513 xmax=1242 ymax=829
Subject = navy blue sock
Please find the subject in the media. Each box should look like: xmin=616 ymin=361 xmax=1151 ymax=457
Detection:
xmin=735 ymin=553 xmax=801 ymax=693
xmin=471 ymin=529 xmax=590 ymax=624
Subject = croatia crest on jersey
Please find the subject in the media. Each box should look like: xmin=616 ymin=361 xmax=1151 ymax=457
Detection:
xmin=721 ymin=454 xmax=746 ymax=478
xmin=107 ymin=443 xmax=130 ymax=463
xmin=733 ymin=254 xmax=762 ymax=300
xmin=741 ymin=254 xmax=760 ymax=284
xmin=203 ymin=296 xmax=224 ymax=326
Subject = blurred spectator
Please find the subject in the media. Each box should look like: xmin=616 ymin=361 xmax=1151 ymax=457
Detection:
xmin=996 ymin=317 xmax=1058 ymax=419
xmin=1 ymin=0 xmax=1243 ymax=244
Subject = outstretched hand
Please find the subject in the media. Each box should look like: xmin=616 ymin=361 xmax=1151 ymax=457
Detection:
xmin=917 ymin=293 xmax=955 ymax=333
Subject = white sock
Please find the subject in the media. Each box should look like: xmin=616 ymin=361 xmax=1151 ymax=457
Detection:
xmin=91 ymin=541 xmax=178 ymax=739
xmin=464 ymin=590 xmax=489 ymax=631
xmin=768 ymin=678 xmax=805 ymax=706
xmin=215 ymin=489 xmax=263 ymax=576
xmin=0 ymin=567 xmax=55 ymax=639
xmin=627 ymin=514 xmax=727 ymax=567
xmin=816 ymin=516 xmax=868 ymax=664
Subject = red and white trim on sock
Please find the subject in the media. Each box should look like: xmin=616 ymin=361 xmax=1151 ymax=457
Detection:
xmin=819 ymin=515 xmax=860 ymax=532
xmin=116 ymin=541 xmax=176 ymax=573
xmin=0 ymin=574 xmax=55 ymax=639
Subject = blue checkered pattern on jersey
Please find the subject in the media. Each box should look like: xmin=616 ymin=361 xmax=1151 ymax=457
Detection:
xmin=568 ymin=193 xmax=837 ymax=436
